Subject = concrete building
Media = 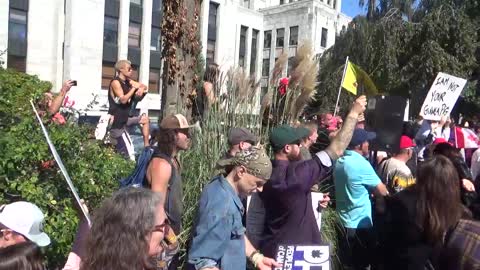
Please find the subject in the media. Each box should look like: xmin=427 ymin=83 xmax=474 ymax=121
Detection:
xmin=199 ymin=0 xmax=351 ymax=102
xmin=1 ymin=0 xmax=163 ymax=121
xmin=1 ymin=0 xmax=350 ymax=117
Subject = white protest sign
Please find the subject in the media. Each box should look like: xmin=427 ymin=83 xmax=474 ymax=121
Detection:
xmin=420 ymin=72 xmax=467 ymax=121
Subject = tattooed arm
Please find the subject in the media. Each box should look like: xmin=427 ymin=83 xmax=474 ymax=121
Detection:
xmin=325 ymin=96 xmax=367 ymax=161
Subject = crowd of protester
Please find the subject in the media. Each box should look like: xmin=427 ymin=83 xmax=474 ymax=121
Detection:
xmin=2 ymin=58 xmax=480 ymax=270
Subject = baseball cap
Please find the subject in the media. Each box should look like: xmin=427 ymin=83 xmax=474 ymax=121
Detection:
xmin=270 ymin=125 xmax=310 ymax=151
xmin=349 ymin=128 xmax=376 ymax=147
xmin=160 ymin=114 xmax=194 ymax=129
xmin=228 ymin=128 xmax=257 ymax=145
xmin=217 ymin=146 xmax=272 ymax=180
xmin=0 ymin=202 xmax=50 ymax=247
xmin=399 ymin=135 xmax=415 ymax=149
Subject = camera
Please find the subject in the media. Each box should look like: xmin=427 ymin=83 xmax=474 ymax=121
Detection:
xmin=71 ymin=80 xmax=77 ymax=86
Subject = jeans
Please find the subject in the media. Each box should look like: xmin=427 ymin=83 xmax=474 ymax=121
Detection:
xmin=338 ymin=226 xmax=377 ymax=270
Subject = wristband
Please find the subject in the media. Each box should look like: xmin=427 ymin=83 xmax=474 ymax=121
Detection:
xmin=252 ymin=253 xmax=264 ymax=268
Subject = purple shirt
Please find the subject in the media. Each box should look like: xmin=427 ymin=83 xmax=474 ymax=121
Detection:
xmin=259 ymin=152 xmax=332 ymax=257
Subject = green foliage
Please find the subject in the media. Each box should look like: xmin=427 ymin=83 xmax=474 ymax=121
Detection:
xmin=0 ymin=68 xmax=133 ymax=268
xmin=313 ymin=4 xmax=478 ymax=117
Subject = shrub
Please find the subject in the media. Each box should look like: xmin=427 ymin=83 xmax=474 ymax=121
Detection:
xmin=0 ymin=68 xmax=133 ymax=268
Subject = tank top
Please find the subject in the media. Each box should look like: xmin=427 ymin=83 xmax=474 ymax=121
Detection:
xmin=149 ymin=151 xmax=184 ymax=235
xmin=108 ymin=77 xmax=132 ymax=130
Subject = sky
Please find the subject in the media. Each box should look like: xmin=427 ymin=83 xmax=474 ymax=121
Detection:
xmin=341 ymin=0 xmax=366 ymax=18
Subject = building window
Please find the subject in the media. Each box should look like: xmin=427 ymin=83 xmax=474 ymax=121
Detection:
xmin=7 ymin=8 xmax=27 ymax=72
xmin=149 ymin=68 xmax=161 ymax=94
xmin=321 ymin=27 xmax=328 ymax=48
xmin=239 ymin=26 xmax=248 ymax=68
xmin=261 ymin=87 xmax=268 ymax=102
xmin=151 ymin=26 xmax=161 ymax=51
xmin=280 ymin=0 xmax=285 ymax=4
xmin=333 ymin=0 xmax=337 ymax=9
xmin=327 ymin=0 xmax=331 ymax=5
xmin=289 ymin=26 xmax=298 ymax=46
xmin=153 ymin=0 xmax=161 ymax=10
xmin=7 ymin=55 xmax=26 ymax=72
xmin=101 ymin=62 xmax=116 ymax=89
xmin=131 ymin=0 xmax=142 ymax=5
xmin=131 ymin=67 xmax=139 ymax=81
xmin=206 ymin=2 xmax=218 ymax=65
xmin=241 ymin=0 xmax=250 ymax=8
xmin=128 ymin=22 xmax=141 ymax=48
xmin=287 ymin=57 xmax=294 ymax=76
xmin=104 ymin=16 xmax=118 ymax=45
xmin=276 ymin=28 xmax=284 ymax=48
xmin=250 ymin=29 xmax=259 ymax=75
xmin=264 ymin=30 xmax=272 ymax=49
xmin=262 ymin=59 xmax=270 ymax=77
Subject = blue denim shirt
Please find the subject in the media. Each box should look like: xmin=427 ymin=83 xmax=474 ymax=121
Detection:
xmin=188 ymin=176 xmax=246 ymax=270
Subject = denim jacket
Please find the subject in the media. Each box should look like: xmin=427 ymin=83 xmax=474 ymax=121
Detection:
xmin=188 ymin=176 xmax=246 ymax=270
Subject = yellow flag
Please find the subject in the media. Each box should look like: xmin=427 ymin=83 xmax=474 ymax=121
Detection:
xmin=341 ymin=61 xmax=378 ymax=95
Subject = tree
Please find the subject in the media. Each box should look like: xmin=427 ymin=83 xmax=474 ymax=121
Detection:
xmin=312 ymin=4 xmax=478 ymax=118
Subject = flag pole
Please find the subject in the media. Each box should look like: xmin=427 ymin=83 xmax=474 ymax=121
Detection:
xmin=334 ymin=56 xmax=349 ymax=117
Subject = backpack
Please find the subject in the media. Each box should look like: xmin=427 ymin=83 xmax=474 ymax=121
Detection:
xmin=120 ymin=146 xmax=155 ymax=188
xmin=119 ymin=146 xmax=176 ymax=189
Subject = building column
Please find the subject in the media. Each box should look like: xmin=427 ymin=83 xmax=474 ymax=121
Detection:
xmin=139 ymin=0 xmax=152 ymax=85
xmin=245 ymin=27 xmax=252 ymax=73
xmin=255 ymin=30 xmax=264 ymax=109
xmin=269 ymin=28 xmax=276 ymax=79
xmin=27 ymin=0 xmax=64 ymax=92
xmin=200 ymin=0 xmax=210 ymax=61
xmin=335 ymin=0 xmax=341 ymax=12
xmin=234 ymin=23 xmax=241 ymax=67
xmin=0 ymin=0 xmax=8 ymax=68
xmin=118 ymin=0 xmax=130 ymax=59
xmin=64 ymin=0 xmax=105 ymax=109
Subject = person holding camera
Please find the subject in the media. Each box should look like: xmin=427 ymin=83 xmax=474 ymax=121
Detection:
xmin=108 ymin=59 xmax=148 ymax=160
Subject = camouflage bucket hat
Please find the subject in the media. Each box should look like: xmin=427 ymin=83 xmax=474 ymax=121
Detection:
xmin=217 ymin=146 xmax=272 ymax=180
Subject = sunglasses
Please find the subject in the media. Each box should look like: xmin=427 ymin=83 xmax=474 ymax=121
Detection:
xmin=152 ymin=219 xmax=170 ymax=235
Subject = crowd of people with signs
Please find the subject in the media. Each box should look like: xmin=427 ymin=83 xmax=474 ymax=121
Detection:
xmin=2 ymin=59 xmax=480 ymax=270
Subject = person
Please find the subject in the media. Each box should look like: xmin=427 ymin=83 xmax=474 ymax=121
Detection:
xmin=188 ymin=146 xmax=279 ymax=270
xmin=439 ymin=219 xmax=480 ymax=270
xmin=377 ymin=135 xmax=416 ymax=194
xmin=259 ymin=95 xmax=367 ymax=258
xmin=333 ymin=128 xmax=389 ymax=270
xmin=382 ymin=156 xmax=465 ymax=270
xmin=0 ymin=242 xmax=45 ymax=270
xmin=146 ymin=114 xmax=193 ymax=237
xmin=0 ymin=201 xmax=50 ymax=248
xmin=192 ymin=63 xmax=219 ymax=121
xmin=224 ymin=127 xmax=257 ymax=159
xmin=108 ymin=59 xmax=149 ymax=159
xmin=38 ymin=80 xmax=76 ymax=124
xmin=470 ymin=146 xmax=480 ymax=181
xmin=81 ymin=187 xmax=168 ymax=270
xmin=299 ymin=121 xmax=319 ymax=160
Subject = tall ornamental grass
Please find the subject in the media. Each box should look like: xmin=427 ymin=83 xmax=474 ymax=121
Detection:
xmin=178 ymin=42 xmax=342 ymax=268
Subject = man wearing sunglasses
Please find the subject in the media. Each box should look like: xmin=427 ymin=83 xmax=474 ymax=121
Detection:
xmin=108 ymin=59 xmax=149 ymax=160
xmin=0 ymin=201 xmax=50 ymax=249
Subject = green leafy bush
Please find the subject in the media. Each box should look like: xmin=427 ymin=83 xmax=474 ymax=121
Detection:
xmin=0 ymin=68 xmax=133 ymax=268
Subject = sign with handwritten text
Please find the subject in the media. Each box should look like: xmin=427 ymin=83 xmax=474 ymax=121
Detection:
xmin=274 ymin=245 xmax=330 ymax=270
xmin=420 ymin=72 xmax=467 ymax=121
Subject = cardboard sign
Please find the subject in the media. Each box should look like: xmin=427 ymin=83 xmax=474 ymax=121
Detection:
xmin=274 ymin=245 xmax=330 ymax=270
xmin=420 ymin=72 xmax=467 ymax=121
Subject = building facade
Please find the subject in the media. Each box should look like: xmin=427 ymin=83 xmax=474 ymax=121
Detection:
xmin=1 ymin=0 xmax=350 ymax=117
xmin=199 ymin=0 xmax=351 ymax=104
xmin=0 ymin=0 xmax=163 ymax=120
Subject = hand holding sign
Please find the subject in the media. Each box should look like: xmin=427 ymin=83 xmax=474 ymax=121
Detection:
xmin=420 ymin=72 xmax=467 ymax=121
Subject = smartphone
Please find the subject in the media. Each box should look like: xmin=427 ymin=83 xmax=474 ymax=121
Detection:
xmin=71 ymin=80 xmax=77 ymax=86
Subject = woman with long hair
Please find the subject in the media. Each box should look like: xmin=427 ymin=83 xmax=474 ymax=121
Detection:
xmin=0 ymin=242 xmax=45 ymax=270
xmin=382 ymin=155 xmax=464 ymax=270
xmin=81 ymin=187 xmax=168 ymax=270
